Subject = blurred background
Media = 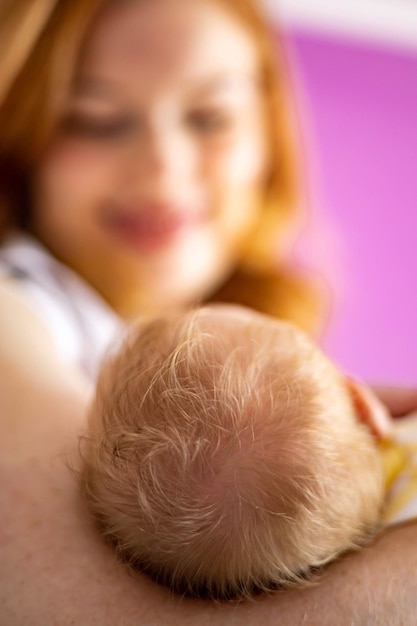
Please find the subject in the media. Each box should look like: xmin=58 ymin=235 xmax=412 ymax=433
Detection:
xmin=266 ymin=0 xmax=417 ymax=384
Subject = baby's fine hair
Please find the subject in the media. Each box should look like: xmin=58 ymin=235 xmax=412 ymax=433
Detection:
xmin=83 ymin=307 xmax=383 ymax=600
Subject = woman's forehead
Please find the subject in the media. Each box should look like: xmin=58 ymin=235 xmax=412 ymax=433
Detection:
xmin=77 ymin=0 xmax=260 ymax=101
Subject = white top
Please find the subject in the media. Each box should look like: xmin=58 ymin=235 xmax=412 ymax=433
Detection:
xmin=0 ymin=233 xmax=122 ymax=381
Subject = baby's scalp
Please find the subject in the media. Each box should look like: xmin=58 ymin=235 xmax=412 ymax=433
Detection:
xmin=84 ymin=305 xmax=384 ymax=599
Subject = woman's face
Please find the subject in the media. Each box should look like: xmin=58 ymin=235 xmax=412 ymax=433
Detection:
xmin=32 ymin=0 xmax=270 ymax=315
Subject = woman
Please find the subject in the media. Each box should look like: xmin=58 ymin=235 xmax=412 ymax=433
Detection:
xmin=1 ymin=0 xmax=416 ymax=623
xmin=0 ymin=0 xmax=323 ymax=380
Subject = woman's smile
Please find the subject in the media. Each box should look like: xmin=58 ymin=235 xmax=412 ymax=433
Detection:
xmin=104 ymin=203 xmax=207 ymax=253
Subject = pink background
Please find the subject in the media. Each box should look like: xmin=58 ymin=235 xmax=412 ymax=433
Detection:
xmin=287 ymin=31 xmax=417 ymax=385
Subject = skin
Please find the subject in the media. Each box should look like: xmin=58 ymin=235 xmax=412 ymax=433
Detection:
xmin=1 ymin=0 xmax=417 ymax=622
xmin=1 ymin=280 xmax=417 ymax=625
xmin=31 ymin=0 xmax=269 ymax=316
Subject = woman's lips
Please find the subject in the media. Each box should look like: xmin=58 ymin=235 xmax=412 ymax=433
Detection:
xmin=106 ymin=205 xmax=205 ymax=252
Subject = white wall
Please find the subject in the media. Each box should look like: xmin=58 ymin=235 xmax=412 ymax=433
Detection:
xmin=264 ymin=0 xmax=417 ymax=50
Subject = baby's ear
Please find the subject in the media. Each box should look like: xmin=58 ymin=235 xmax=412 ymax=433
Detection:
xmin=345 ymin=378 xmax=392 ymax=439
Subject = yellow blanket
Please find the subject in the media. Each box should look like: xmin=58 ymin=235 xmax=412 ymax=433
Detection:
xmin=379 ymin=414 xmax=417 ymax=525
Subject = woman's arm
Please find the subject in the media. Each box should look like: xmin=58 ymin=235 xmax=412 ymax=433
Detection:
xmin=1 ymin=278 xmax=417 ymax=626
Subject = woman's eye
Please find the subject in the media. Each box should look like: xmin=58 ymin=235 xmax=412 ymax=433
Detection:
xmin=62 ymin=115 xmax=137 ymax=140
xmin=187 ymin=110 xmax=233 ymax=134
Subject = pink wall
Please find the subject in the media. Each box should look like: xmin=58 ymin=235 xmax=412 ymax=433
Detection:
xmin=288 ymin=31 xmax=417 ymax=384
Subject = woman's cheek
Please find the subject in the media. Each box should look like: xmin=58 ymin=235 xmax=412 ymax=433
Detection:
xmin=39 ymin=138 xmax=123 ymax=196
xmin=205 ymin=130 xmax=268 ymax=190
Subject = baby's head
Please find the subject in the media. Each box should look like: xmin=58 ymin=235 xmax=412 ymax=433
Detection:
xmin=83 ymin=305 xmax=384 ymax=599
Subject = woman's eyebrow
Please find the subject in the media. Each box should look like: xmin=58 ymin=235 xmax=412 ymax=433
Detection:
xmin=72 ymin=75 xmax=125 ymax=102
xmin=70 ymin=73 xmax=260 ymax=105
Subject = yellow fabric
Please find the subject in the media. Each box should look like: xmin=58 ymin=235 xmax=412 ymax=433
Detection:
xmin=379 ymin=415 xmax=417 ymax=525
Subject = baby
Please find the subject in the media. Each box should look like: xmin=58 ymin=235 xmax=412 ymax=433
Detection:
xmin=82 ymin=305 xmax=387 ymax=600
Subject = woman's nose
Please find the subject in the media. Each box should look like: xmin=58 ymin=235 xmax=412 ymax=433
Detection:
xmin=127 ymin=117 xmax=198 ymax=190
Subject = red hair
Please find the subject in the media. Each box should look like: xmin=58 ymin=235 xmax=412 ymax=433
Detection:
xmin=0 ymin=0 xmax=325 ymax=332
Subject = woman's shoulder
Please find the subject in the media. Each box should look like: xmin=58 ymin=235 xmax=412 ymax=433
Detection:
xmin=0 ymin=234 xmax=84 ymax=355
xmin=0 ymin=274 xmax=91 ymax=435
xmin=0 ymin=233 xmax=122 ymax=379
xmin=0 ymin=273 xmax=58 ymax=365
